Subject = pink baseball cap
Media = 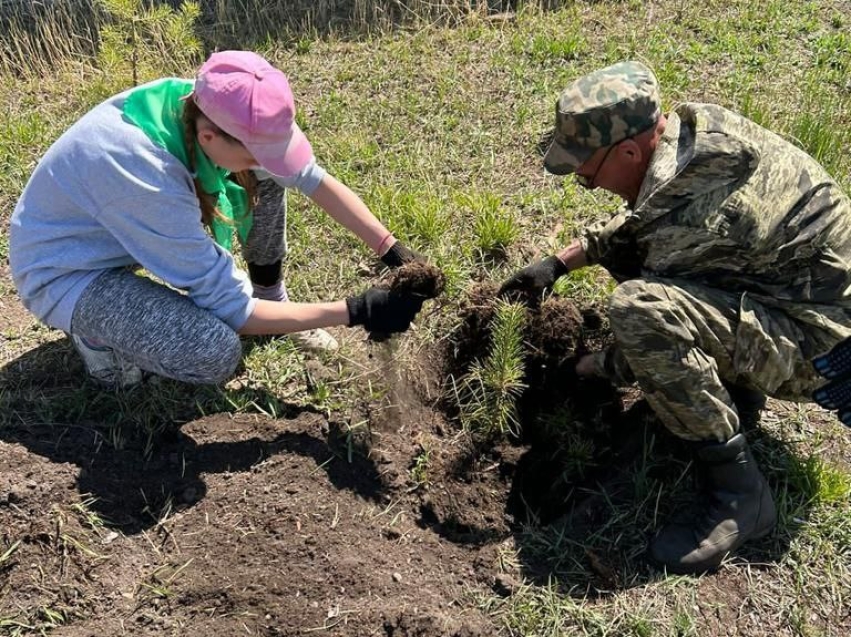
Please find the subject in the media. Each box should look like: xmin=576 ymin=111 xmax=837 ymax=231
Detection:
xmin=193 ymin=50 xmax=313 ymax=177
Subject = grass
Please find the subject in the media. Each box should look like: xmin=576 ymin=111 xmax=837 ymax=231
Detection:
xmin=0 ymin=540 xmax=21 ymax=567
xmin=0 ymin=0 xmax=850 ymax=635
xmin=409 ymin=440 xmax=431 ymax=488
xmin=489 ymin=412 xmax=844 ymax=633
xmin=137 ymin=558 xmax=194 ymax=601
xmin=788 ymin=454 xmax=851 ymax=506
xmin=460 ymin=191 xmax=521 ymax=259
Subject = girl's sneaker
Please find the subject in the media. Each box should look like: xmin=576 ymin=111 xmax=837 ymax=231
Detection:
xmin=288 ymin=329 xmax=339 ymax=352
xmin=70 ymin=335 xmax=143 ymax=388
xmin=252 ymin=282 xmax=338 ymax=352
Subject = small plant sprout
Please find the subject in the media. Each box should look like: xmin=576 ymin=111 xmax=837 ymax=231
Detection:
xmin=0 ymin=540 xmax=21 ymax=568
xmin=409 ymin=443 xmax=431 ymax=489
xmin=459 ymin=300 xmax=527 ymax=439
xmin=71 ymin=497 xmax=107 ymax=531
xmin=139 ymin=559 xmax=194 ymax=600
xmin=344 ymin=420 xmax=370 ymax=463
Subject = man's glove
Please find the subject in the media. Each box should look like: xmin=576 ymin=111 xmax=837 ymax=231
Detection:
xmin=498 ymin=255 xmax=569 ymax=297
xmin=812 ymin=338 xmax=851 ymax=426
xmin=346 ymin=287 xmax=426 ymax=334
xmin=381 ymin=241 xmax=425 ymax=268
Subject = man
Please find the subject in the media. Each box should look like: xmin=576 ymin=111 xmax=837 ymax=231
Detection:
xmin=500 ymin=61 xmax=851 ymax=574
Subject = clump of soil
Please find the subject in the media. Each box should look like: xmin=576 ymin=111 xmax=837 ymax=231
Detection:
xmin=368 ymin=261 xmax=445 ymax=342
xmin=448 ymin=282 xmax=500 ymax=371
xmin=527 ymin=296 xmax=585 ymax=363
xmin=381 ymin=261 xmax=446 ymax=299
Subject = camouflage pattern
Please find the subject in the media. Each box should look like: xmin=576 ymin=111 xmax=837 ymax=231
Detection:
xmin=544 ymin=61 xmax=661 ymax=175
xmin=582 ymin=103 xmax=851 ymax=441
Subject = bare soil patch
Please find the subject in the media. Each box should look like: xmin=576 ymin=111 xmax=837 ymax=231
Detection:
xmin=0 ymin=401 xmax=497 ymax=635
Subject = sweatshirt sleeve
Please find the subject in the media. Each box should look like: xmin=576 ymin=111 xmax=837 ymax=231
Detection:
xmin=254 ymin=160 xmax=327 ymax=196
xmin=94 ymin=186 xmax=256 ymax=332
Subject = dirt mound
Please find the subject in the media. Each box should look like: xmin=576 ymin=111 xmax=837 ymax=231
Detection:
xmin=449 ymin=282 xmax=607 ymax=371
xmin=446 ymin=283 xmax=613 ymax=422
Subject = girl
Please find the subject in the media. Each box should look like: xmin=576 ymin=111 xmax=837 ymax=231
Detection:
xmin=10 ymin=50 xmax=424 ymax=388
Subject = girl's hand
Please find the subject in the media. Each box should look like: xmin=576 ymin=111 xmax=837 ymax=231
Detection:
xmin=346 ymin=287 xmax=426 ymax=333
xmin=380 ymin=241 xmax=425 ymax=268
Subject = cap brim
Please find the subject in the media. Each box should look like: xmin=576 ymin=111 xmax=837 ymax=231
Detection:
xmin=542 ymin=135 xmax=595 ymax=176
xmin=247 ymin=122 xmax=314 ymax=178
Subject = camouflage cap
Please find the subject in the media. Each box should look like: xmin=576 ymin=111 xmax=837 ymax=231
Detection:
xmin=543 ymin=61 xmax=661 ymax=175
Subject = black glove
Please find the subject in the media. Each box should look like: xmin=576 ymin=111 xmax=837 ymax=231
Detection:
xmin=813 ymin=338 xmax=851 ymax=426
xmin=498 ymin=255 xmax=569 ymax=297
xmin=346 ymin=287 xmax=426 ymax=334
xmin=381 ymin=241 xmax=424 ymax=268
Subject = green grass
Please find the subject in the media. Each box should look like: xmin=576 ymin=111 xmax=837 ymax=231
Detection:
xmin=458 ymin=191 xmax=520 ymax=259
xmin=789 ymin=454 xmax=851 ymax=506
xmin=409 ymin=441 xmax=431 ymax=488
xmin=1 ymin=0 xmax=851 ymax=635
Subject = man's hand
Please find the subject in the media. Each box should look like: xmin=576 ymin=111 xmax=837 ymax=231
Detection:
xmin=381 ymin=241 xmax=425 ymax=268
xmin=813 ymin=338 xmax=851 ymax=426
xmin=498 ymin=255 xmax=569 ymax=297
xmin=346 ymin=287 xmax=426 ymax=334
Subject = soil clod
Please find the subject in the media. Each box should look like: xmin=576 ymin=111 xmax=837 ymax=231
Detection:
xmin=369 ymin=262 xmax=446 ymax=343
xmin=382 ymin=261 xmax=446 ymax=299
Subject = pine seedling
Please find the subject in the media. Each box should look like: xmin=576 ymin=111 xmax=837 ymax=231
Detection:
xmin=97 ymin=0 xmax=202 ymax=87
xmin=459 ymin=300 xmax=527 ymax=439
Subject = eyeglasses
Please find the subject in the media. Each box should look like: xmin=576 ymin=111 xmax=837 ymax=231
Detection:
xmin=574 ymin=142 xmax=619 ymax=190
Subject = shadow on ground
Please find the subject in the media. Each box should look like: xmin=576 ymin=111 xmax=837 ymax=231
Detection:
xmin=505 ymin=398 xmax=812 ymax=595
xmin=0 ymin=336 xmax=384 ymax=535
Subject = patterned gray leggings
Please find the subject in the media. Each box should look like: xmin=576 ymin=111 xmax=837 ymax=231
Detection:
xmin=69 ymin=177 xmax=287 ymax=385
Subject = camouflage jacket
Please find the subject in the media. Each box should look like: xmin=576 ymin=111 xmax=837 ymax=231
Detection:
xmin=582 ymin=102 xmax=851 ymax=341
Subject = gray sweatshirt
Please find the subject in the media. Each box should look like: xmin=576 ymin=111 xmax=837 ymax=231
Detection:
xmin=10 ymin=85 xmax=325 ymax=333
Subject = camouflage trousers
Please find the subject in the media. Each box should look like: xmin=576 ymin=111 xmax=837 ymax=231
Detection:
xmin=595 ymin=277 xmax=851 ymax=442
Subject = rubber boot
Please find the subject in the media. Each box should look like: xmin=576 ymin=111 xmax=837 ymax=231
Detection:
xmin=649 ymin=433 xmax=777 ymax=574
xmin=724 ymin=382 xmax=766 ymax=431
